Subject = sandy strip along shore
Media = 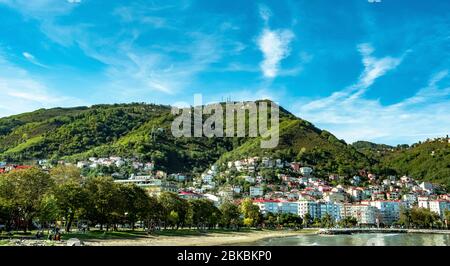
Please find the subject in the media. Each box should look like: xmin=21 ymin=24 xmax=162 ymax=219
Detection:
xmin=83 ymin=230 xmax=318 ymax=246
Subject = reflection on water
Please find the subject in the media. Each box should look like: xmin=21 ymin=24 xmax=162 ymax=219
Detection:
xmin=253 ymin=233 xmax=450 ymax=246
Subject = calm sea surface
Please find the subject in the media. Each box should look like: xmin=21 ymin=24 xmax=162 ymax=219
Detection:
xmin=252 ymin=233 xmax=450 ymax=246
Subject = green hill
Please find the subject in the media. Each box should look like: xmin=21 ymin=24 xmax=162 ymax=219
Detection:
xmin=217 ymin=119 xmax=372 ymax=177
xmin=0 ymin=102 xmax=448 ymax=187
xmin=380 ymin=139 xmax=450 ymax=188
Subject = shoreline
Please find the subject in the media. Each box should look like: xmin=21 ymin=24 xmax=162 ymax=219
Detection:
xmin=2 ymin=228 xmax=450 ymax=246
xmin=318 ymin=228 xmax=450 ymax=235
xmin=83 ymin=229 xmax=319 ymax=246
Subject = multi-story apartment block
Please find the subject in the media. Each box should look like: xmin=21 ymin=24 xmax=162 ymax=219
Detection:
xmin=370 ymin=201 xmax=403 ymax=226
xmin=298 ymin=200 xmax=320 ymax=219
xmin=254 ymin=199 xmax=281 ymax=214
xmin=339 ymin=204 xmax=378 ymax=226
xmin=318 ymin=202 xmax=341 ymax=222
xmin=419 ymin=198 xmax=450 ymax=219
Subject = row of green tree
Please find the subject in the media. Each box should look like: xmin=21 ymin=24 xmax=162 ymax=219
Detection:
xmin=398 ymin=206 xmax=450 ymax=229
xmin=0 ymin=166 xmax=295 ymax=233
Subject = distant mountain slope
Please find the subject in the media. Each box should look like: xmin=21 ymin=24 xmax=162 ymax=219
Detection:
xmin=380 ymin=139 xmax=450 ymax=188
xmin=0 ymin=107 xmax=89 ymax=137
xmin=0 ymin=102 xmax=448 ymax=188
xmin=0 ymin=104 xmax=170 ymax=161
xmin=218 ymin=119 xmax=372 ymax=177
xmin=352 ymin=141 xmax=394 ymax=152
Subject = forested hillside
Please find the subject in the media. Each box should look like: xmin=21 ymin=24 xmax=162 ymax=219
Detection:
xmin=0 ymin=102 xmax=448 ymax=187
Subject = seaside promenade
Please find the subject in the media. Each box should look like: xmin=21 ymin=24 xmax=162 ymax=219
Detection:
xmin=319 ymin=228 xmax=450 ymax=235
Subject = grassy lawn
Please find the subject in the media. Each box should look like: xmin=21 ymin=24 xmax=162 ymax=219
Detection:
xmin=62 ymin=228 xmax=317 ymax=240
xmin=0 ymin=231 xmax=39 ymax=239
xmin=61 ymin=228 xmax=256 ymax=240
xmin=1 ymin=228 xmax=317 ymax=242
xmin=0 ymin=240 xmax=11 ymax=246
xmin=61 ymin=230 xmax=149 ymax=241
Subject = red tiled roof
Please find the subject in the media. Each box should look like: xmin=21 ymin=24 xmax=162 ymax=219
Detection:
xmin=253 ymin=198 xmax=280 ymax=203
xmin=15 ymin=165 xmax=32 ymax=170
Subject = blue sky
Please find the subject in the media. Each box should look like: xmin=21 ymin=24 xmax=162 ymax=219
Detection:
xmin=0 ymin=0 xmax=449 ymax=145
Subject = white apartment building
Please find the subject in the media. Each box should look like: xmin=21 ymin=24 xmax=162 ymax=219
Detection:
xmin=402 ymin=193 xmax=418 ymax=208
xmin=298 ymin=200 xmax=320 ymax=219
xmin=300 ymin=167 xmax=313 ymax=176
xmin=254 ymin=199 xmax=297 ymax=215
xmin=370 ymin=201 xmax=403 ymax=226
xmin=340 ymin=204 xmax=378 ymax=226
xmin=250 ymin=186 xmax=264 ymax=197
xmin=254 ymin=200 xmax=339 ymax=221
xmin=319 ymin=202 xmax=341 ymax=222
xmin=202 ymin=174 xmax=214 ymax=184
xmin=429 ymin=200 xmax=450 ymax=218
xmin=280 ymin=201 xmax=300 ymax=215
xmin=419 ymin=182 xmax=434 ymax=193
xmin=254 ymin=200 xmax=279 ymax=214
xmin=323 ymin=192 xmax=346 ymax=203
xmin=419 ymin=198 xmax=450 ymax=219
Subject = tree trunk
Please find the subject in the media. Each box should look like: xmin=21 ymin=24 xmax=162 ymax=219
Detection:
xmin=23 ymin=219 xmax=29 ymax=234
xmin=66 ymin=213 xmax=74 ymax=232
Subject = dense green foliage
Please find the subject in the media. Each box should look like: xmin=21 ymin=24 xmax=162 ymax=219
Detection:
xmin=338 ymin=216 xmax=358 ymax=228
xmin=397 ymin=206 xmax=443 ymax=229
xmin=380 ymin=140 xmax=450 ymax=189
xmin=0 ymin=167 xmax=294 ymax=233
xmin=352 ymin=141 xmax=394 ymax=152
xmin=218 ymin=119 xmax=373 ymax=177
xmin=263 ymin=212 xmax=303 ymax=229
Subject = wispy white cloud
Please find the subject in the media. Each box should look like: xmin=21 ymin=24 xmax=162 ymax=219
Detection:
xmin=113 ymin=5 xmax=172 ymax=29
xmin=259 ymin=4 xmax=272 ymax=24
xmin=356 ymin=43 xmax=402 ymax=91
xmin=22 ymin=52 xmax=49 ymax=68
xmin=94 ymin=32 xmax=223 ymax=96
xmin=0 ymin=1 xmax=226 ymax=97
xmin=257 ymin=6 xmax=295 ymax=79
xmin=295 ymin=44 xmax=449 ymax=145
xmin=258 ymin=29 xmax=294 ymax=78
xmin=0 ymin=0 xmax=85 ymax=48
